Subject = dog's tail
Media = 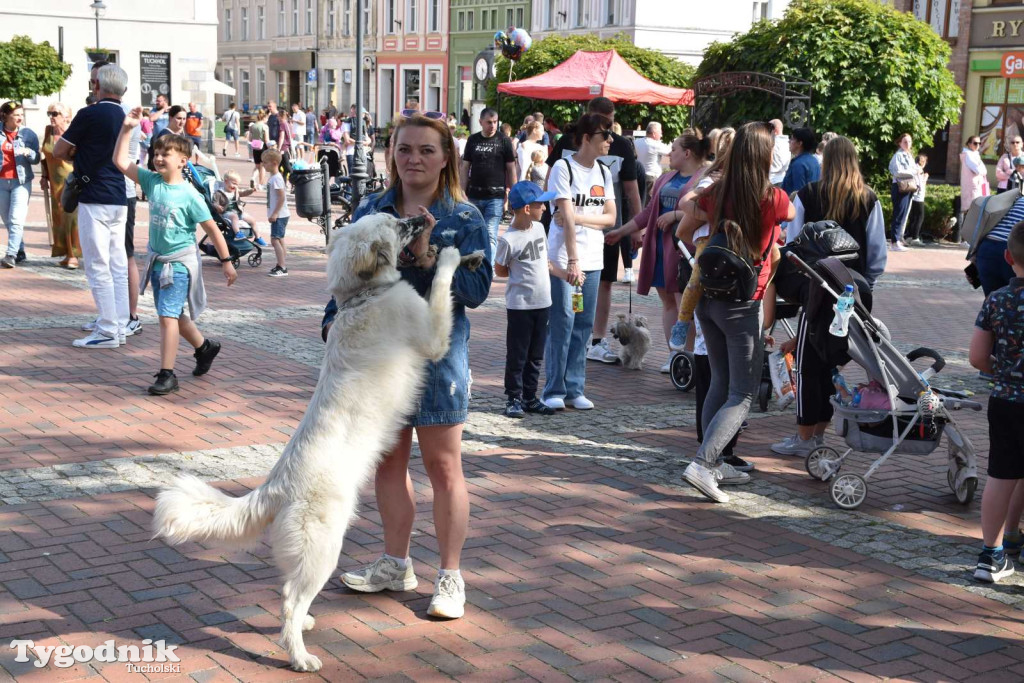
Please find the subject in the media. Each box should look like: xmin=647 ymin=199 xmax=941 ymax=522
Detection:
xmin=153 ymin=475 xmax=279 ymax=549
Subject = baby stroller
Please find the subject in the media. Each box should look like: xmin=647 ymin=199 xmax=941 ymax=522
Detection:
xmin=787 ymin=252 xmax=981 ymax=511
xmin=757 ymin=300 xmax=801 ymax=412
xmin=185 ymin=162 xmax=263 ymax=269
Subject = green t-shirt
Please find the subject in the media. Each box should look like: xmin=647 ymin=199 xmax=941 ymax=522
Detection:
xmin=137 ymin=168 xmax=212 ymax=265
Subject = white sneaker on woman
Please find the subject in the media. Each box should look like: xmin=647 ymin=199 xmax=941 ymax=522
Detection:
xmin=715 ymin=461 xmax=751 ymax=485
xmin=683 ymin=461 xmax=729 ymax=503
xmin=569 ymin=395 xmax=594 ymax=410
xmin=341 ymin=555 xmax=417 ymax=593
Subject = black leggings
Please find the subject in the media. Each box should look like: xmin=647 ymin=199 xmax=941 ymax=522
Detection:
xmin=906 ymin=200 xmax=925 ymax=241
xmin=795 ymin=313 xmax=835 ymax=427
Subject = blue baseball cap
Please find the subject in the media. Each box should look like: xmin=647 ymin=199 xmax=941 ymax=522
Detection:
xmin=508 ymin=181 xmax=556 ymax=210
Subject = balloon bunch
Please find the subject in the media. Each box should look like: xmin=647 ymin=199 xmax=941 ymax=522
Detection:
xmin=494 ymin=27 xmax=532 ymax=62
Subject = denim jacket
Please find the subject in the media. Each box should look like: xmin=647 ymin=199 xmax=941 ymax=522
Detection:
xmin=3 ymin=127 xmax=40 ymax=185
xmin=321 ymin=187 xmax=493 ymax=425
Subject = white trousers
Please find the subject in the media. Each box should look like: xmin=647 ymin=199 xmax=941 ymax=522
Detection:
xmin=78 ymin=203 xmax=129 ymax=339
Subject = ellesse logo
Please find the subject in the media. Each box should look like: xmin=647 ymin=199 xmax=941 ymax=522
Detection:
xmin=573 ymin=185 xmax=608 ymax=207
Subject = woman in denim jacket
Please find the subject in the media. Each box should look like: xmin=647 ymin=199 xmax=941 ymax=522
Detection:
xmin=321 ymin=114 xmax=492 ymax=620
xmin=0 ymin=102 xmax=39 ymax=268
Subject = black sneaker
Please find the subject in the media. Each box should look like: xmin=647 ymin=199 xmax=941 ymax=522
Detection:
xmin=522 ymin=398 xmax=555 ymax=415
xmin=193 ymin=339 xmax=221 ymax=376
xmin=504 ymin=398 xmax=525 ymax=419
xmin=148 ymin=369 xmax=179 ymax=395
xmin=723 ymin=454 xmax=754 ymax=472
xmin=268 ymin=265 xmax=289 ymax=277
xmin=15 ymin=249 xmax=26 ymax=263
xmin=975 ymin=548 xmax=1015 ymax=583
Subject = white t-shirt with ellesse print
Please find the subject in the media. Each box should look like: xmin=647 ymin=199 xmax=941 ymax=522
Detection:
xmin=547 ymin=156 xmax=616 ymax=271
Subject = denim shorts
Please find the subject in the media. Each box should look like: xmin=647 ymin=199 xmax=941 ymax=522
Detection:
xmin=151 ymin=268 xmax=189 ymax=318
xmin=224 ymin=126 xmax=239 ymax=141
xmin=270 ymin=216 xmax=289 ymax=239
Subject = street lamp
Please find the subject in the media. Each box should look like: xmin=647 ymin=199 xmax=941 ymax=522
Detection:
xmin=90 ymin=0 xmax=106 ymax=53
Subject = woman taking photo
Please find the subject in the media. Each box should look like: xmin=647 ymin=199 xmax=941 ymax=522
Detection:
xmin=605 ymin=129 xmax=711 ymax=366
xmin=40 ymin=102 xmax=80 ymax=269
xmin=677 ymin=121 xmax=794 ymax=503
xmin=995 ymin=134 xmax=1023 ymax=193
xmin=0 ymin=101 xmax=39 ymax=268
xmin=543 ymin=113 xmax=617 ymax=411
xmin=772 ymin=135 xmax=887 ymax=458
xmin=247 ymin=110 xmax=270 ymax=189
xmin=321 ymin=114 xmax=491 ymax=620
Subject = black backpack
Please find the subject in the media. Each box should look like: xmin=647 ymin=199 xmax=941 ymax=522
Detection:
xmin=697 ymin=222 xmax=775 ymax=302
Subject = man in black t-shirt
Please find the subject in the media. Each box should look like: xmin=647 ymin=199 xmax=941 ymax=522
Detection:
xmin=547 ymin=97 xmax=641 ymax=365
xmin=460 ymin=107 xmax=517 ymax=259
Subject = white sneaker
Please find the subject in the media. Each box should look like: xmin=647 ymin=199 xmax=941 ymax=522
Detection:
xmin=890 ymin=241 xmax=909 ymax=252
xmin=72 ymin=331 xmax=119 ymax=349
xmin=660 ymin=361 xmax=671 ymax=374
xmin=569 ymin=395 xmax=594 ymax=410
xmin=427 ymin=572 xmax=466 ymax=619
xmin=340 ymin=555 xmax=417 ymax=593
xmin=81 ymin=318 xmax=98 ymax=331
xmin=715 ymin=461 xmax=751 ymax=486
xmin=125 ymin=317 xmax=143 ymax=336
xmin=770 ymin=434 xmax=824 ymax=457
xmin=118 ymin=332 xmax=127 ymax=345
xmin=545 ymin=397 xmax=565 ymax=411
xmin=621 ymin=267 xmax=634 ymax=283
xmin=587 ymin=339 xmax=619 ymax=364
xmin=683 ymin=461 xmax=729 ymax=503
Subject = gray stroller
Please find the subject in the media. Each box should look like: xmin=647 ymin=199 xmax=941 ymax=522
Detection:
xmin=788 ymin=253 xmax=982 ymax=511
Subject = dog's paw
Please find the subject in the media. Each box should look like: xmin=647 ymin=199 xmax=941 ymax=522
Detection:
xmin=437 ymin=246 xmax=461 ymax=271
xmin=459 ymin=250 xmax=486 ymax=271
xmin=302 ymin=615 xmax=315 ymax=631
xmin=290 ymin=653 xmax=322 ymax=672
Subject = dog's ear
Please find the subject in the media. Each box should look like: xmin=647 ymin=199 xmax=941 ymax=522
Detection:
xmin=355 ymin=239 xmax=390 ymax=281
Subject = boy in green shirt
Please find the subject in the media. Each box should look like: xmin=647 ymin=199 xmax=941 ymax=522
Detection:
xmin=114 ymin=108 xmax=237 ymax=395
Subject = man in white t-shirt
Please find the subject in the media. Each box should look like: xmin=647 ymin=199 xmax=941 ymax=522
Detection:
xmin=291 ymin=103 xmax=306 ymax=149
xmin=769 ymin=118 xmax=791 ymax=186
xmin=634 ymin=122 xmax=671 ymax=205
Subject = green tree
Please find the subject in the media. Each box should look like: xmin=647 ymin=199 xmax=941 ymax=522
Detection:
xmin=487 ymin=34 xmax=695 ymax=139
xmin=697 ymin=0 xmax=962 ymax=180
xmin=0 ymin=36 xmax=72 ymax=101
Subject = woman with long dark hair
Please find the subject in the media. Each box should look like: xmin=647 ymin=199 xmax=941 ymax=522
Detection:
xmin=0 ymin=101 xmax=39 ymax=267
xmin=676 ymin=121 xmax=795 ymax=503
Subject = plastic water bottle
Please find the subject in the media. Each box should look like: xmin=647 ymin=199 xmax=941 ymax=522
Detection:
xmin=572 ymin=285 xmax=584 ymax=314
xmin=829 ymin=284 xmax=855 ymax=337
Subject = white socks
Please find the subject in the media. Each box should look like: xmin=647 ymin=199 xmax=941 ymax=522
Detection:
xmin=384 ymin=553 xmax=410 ymax=569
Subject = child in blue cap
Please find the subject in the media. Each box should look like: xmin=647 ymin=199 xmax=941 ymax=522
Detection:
xmin=495 ymin=181 xmax=557 ymax=418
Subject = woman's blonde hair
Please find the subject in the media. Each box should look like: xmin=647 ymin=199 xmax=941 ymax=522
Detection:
xmin=818 ymin=136 xmax=869 ymax=226
xmin=47 ymin=102 xmax=72 ymax=119
xmin=387 ymin=114 xmax=466 ymax=204
xmin=501 ymin=122 xmax=512 ymax=137
xmin=704 ymin=127 xmax=735 ymax=178
xmin=525 ymin=121 xmax=542 ymax=138
xmin=530 ymin=149 xmax=545 ymax=164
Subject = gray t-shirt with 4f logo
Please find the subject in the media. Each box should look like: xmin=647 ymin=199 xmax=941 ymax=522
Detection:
xmin=495 ymin=221 xmax=552 ymax=310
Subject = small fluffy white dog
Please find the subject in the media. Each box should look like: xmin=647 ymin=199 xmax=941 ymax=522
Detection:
xmin=153 ymin=213 xmax=462 ymax=672
xmin=610 ymin=313 xmax=651 ymax=370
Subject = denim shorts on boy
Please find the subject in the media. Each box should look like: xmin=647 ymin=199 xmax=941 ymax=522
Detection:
xmin=270 ymin=216 xmax=289 ymax=239
xmin=150 ymin=269 xmax=190 ymax=318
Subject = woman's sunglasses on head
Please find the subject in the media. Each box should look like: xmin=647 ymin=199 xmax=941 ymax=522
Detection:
xmin=401 ymin=109 xmax=445 ymax=120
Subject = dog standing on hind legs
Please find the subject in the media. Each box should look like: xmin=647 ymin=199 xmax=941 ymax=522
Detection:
xmin=152 ymin=213 xmax=467 ymax=672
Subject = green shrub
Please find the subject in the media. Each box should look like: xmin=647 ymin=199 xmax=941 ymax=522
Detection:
xmin=876 ymin=183 xmax=959 ymax=241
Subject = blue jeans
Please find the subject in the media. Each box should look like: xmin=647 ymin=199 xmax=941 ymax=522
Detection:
xmin=543 ymin=270 xmax=600 ymax=402
xmin=976 ymin=238 xmax=1015 ymax=295
xmin=890 ymin=182 xmax=912 ymax=244
xmin=0 ymin=178 xmax=29 ymax=257
xmin=470 ymin=197 xmax=504 ymax=260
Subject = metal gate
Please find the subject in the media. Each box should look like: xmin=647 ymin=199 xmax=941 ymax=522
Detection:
xmin=691 ymin=72 xmax=813 ymax=131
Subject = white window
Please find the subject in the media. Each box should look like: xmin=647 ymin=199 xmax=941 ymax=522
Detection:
xmin=914 ymin=0 xmax=960 ymax=39
xmin=507 ymin=8 xmax=513 ymax=27
xmin=457 ymin=11 xmax=464 ymax=31
xmin=278 ymin=1 xmax=286 ymax=36
xmin=407 ymin=0 xmax=417 ymax=32
xmin=364 ymin=0 xmax=372 ymax=34
xmin=575 ymin=0 xmax=588 ymax=27
xmin=327 ymin=69 xmax=337 ymax=108
xmin=387 ymin=0 xmax=396 ymax=32
xmin=547 ymin=0 xmax=557 ymax=28
xmin=342 ymin=0 xmax=350 ymax=35
xmin=223 ymin=68 xmax=233 ymax=90
xmin=603 ymin=0 xmax=615 ymax=25
xmin=241 ymin=8 xmax=249 ymax=39
xmin=482 ymin=9 xmax=488 ymax=30
xmin=292 ymin=0 xmax=299 ymax=35
xmin=258 ymin=5 xmax=266 ymax=38
xmin=467 ymin=10 xmax=474 ymax=29
xmin=306 ymin=0 xmax=313 ymax=33
xmin=426 ymin=68 xmax=441 ymax=112
xmin=429 ymin=0 xmax=439 ymax=31
xmin=257 ymin=67 xmax=266 ymax=104
xmin=224 ymin=8 xmax=232 ymax=41
xmin=329 ymin=0 xmax=336 ymax=34
xmin=240 ymin=69 xmax=250 ymax=106
xmin=516 ymin=6 xmax=524 ymax=26
xmin=278 ymin=71 xmax=287 ymax=102
xmin=752 ymin=0 xmax=770 ymax=21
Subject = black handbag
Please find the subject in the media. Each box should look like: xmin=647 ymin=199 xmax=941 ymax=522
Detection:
xmin=60 ymin=171 xmax=89 ymax=213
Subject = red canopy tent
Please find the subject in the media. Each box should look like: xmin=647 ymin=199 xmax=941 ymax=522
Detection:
xmin=497 ymin=49 xmax=694 ymax=106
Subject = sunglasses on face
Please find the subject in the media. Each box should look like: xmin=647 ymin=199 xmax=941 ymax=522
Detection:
xmin=593 ymin=130 xmax=613 ymax=141
xmin=401 ymin=109 xmax=445 ymax=120
xmin=47 ymin=112 xmax=59 ymax=117
xmin=970 ymin=140 xmax=981 ymax=146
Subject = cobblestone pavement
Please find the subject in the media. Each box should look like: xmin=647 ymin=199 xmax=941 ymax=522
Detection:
xmin=1 ymin=157 xmax=1021 ymax=682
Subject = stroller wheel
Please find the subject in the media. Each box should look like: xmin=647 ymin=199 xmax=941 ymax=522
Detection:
xmin=757 ymin=380 xmax=772 ymax=412
xmin=670 ymin=352 xmax=695 ymax=392
xmin=231 ymin=257 xmax=240 ymax=269
xmin=248 ymin=252 xmax=262 ymax=267
xmin=805 ymin=447 xmax=841 ymax=481
xmin=829 ymin=473 xmax=868 ymax=510
xmin=948 ymin=469 xmax=978 ymax=505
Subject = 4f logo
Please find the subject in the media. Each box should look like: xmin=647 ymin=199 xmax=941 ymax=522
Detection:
xmin=517 ymin=238 xmax=545 ymax=262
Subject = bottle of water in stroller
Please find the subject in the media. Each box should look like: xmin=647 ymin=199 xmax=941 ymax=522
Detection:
xmin=832 ymin=369 xmax=853 ymax=404
xmin=829 ymin=285 xmax=856 ymax=337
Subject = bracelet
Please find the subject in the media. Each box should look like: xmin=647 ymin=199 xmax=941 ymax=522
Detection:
xmin=219 ymin=256 xmax=233 ymax=263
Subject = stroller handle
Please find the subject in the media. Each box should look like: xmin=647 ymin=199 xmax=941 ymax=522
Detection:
xmin=785 ymin=251 xmax=874 ymax=324
xmin=906 ymin=347 xmax=946 ymax=378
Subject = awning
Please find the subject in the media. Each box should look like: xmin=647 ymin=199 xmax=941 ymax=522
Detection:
xmin=207 ymin=79 xmax=236 ymax=96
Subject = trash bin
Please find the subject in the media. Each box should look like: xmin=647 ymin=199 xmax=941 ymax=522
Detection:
xmin=292 ymin=167 xmax=324 ymax=219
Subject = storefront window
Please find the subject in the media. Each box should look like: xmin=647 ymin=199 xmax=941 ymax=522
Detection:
xmin=981 ymin=76 xmax=1024 ymax=159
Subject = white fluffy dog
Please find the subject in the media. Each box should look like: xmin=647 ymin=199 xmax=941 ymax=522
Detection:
xmin=152 ymin=213 xmax=462 ymax=672
xmin=610 ymin=313 xmax=651 ymax=370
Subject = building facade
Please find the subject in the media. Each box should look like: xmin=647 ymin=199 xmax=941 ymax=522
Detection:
xmin=319 ymin=0 xmax=378 ymax=116
xmin=375 ymin=0 xmax=450 ymax=128
xmin=529 ymin=0 xmax=791 ymax=65
xmin=448 ymin=0 xmax=530 ymax=122
xmin=1 ymin=1 xmax=219 ymax=134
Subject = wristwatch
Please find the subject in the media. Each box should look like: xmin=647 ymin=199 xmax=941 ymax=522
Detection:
xmin=219 ymin=256 xmax=233 ymax=263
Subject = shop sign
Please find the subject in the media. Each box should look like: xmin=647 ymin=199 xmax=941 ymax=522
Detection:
xmin=971 ymin=10 xmax=1024 ymax=48
xmin=1003 ymin=52 xmax=1024 ymax=77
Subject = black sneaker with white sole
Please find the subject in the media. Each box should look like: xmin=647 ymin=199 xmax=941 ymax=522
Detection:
xmin=975 ymin=548 xmax=1015 ymax=583
xmin=523 ymin=398 xmax=555 ymax=415
xmin=268 ymin=265 xmax=289 ymax=277
xmin=504 ymin=398 xmax=525 ymax=419
xmin=723 ymin=454 xmax=754 ymax=472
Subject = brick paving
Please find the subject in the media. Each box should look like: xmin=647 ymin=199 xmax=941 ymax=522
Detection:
xmin=1 ymin=156 xmax=1021 ymax=681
